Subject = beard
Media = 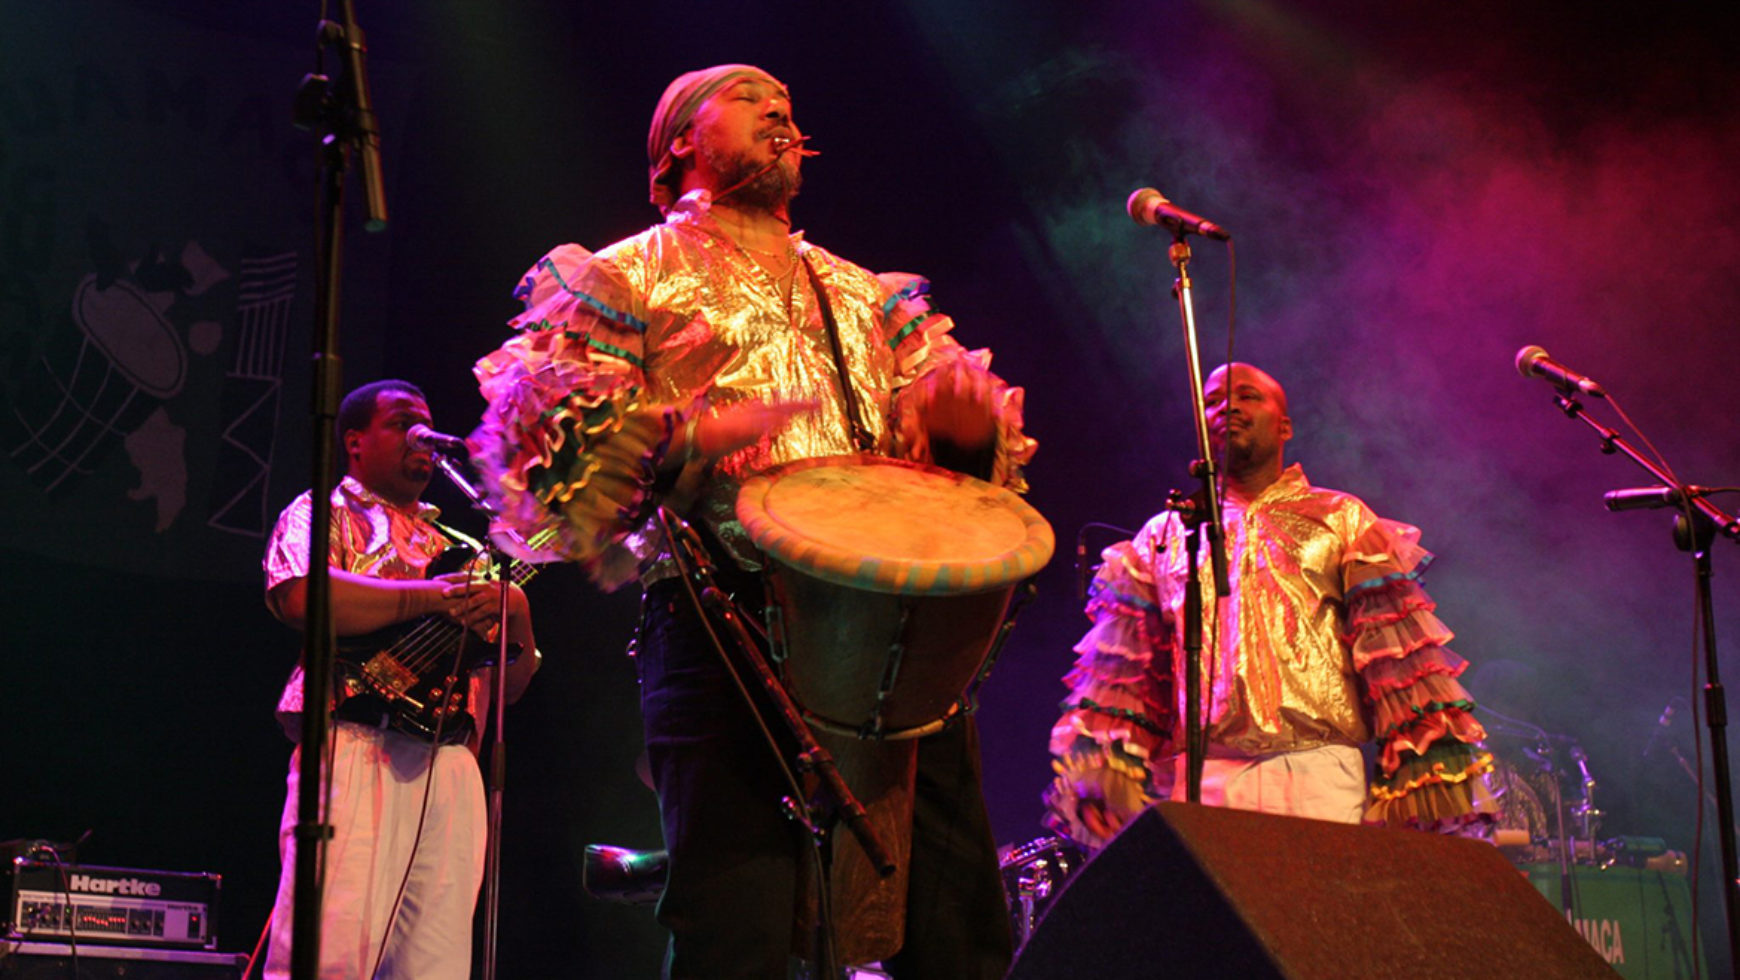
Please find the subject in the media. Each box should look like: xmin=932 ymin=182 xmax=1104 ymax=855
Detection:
xmin=703 ymin=141 xmax=802 ymax=212
xmin=403 ymin=454 xmax=434 ymax=485
xmin=1211 ymin=429 xmax=1260 ymax=473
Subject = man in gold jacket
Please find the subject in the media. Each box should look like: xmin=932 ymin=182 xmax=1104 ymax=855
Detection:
xmin=1046 ymin=363 xmax=1491 ymax=849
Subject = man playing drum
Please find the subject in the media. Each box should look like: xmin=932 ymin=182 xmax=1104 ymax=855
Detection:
xmin=1045 ymin=363 xmax=1493 ymax=849
xmin=470 ymin=64 xmax=1036 ymax=979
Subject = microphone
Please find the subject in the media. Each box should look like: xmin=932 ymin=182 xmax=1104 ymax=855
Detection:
xmin=1127 ymin=188 xmax=1231 ymax=241
xmin=1075 ymin=526 xmax=1090 ymax=603
xmin=324 ymin=13 xmax=388 ymax=232
xmin=407 ymin=424 xmax=469 ymax=458
xmin=1514 ymin=345 xmax=1605 ymax=398
xmin=1644 ymin=701 xmax=1676 ymax=756
xmin=1605 ymin=486 xmax=1704 ymax=512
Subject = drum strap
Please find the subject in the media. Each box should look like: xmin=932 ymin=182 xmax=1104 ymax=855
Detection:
xmin=800 ymin=253 xmax=876 ymax=453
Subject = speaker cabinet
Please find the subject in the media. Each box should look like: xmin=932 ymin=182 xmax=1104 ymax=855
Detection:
xmin=0 ymin=942 xmax=244 ymax=979
xmin=1008 ymin=802 xmax=1616 ymax=979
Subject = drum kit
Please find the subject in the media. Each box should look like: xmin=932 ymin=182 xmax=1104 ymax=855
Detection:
xmin=996 ymin=835 xmax=1088 ymax=946
xmin=1478 ymin=717 xmax=1615 ymax=869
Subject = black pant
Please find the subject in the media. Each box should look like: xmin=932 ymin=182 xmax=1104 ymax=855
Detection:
xmin=637 ymin=575 xmax=1013 ymax=979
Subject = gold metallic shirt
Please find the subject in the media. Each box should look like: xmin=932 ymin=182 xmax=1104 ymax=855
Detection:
xmin=1045 ymin=464 xmax=1491 ymax=844
xmin=1149 ymin=465 xmax=1380 ymax=755
xmin=472 ymin=191 xmax=1035 ymax=585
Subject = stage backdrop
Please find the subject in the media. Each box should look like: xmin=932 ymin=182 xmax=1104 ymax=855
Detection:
xmin=4 ymin=1 xmax=1738 ymax=976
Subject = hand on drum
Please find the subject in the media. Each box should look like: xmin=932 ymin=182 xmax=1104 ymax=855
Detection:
xmin=676 ymin=398 xmax=818 ymax=468
xmin=915 ymin=360 xmax=996 ymax=448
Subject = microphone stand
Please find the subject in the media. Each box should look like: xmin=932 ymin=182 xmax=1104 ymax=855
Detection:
xmin=286 ymin=4 xmax=387 ymax=978
xmin=1664 ymin=742 xmax=1740 ymax=840
xmin=432 ymin=455 xmax=513 ymax=980
xmin=1547 ymin=389 xmax=1740 ymax=964
xmin=1537 ymin=737 xmax=1578 ymax=921
xmin=1161 ymin=234 xmax=1230 ymax=803
xmin=653 ymin=508 xmax=894 ymax=980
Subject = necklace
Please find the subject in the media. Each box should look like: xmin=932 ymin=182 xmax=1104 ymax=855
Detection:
xmin=738 ymin=239 xmax=790 ymax=259
xmin=733 ymin=236 xmax=800 ymax=312
xmin=770 ymin=249 xmax=800 ymax=314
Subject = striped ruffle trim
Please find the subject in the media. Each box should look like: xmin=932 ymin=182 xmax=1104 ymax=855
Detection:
xmin=1042 ymin=748 xmax=1158 ymax=851
xmin=1369 ymin=744 xmax=1493 ymax=799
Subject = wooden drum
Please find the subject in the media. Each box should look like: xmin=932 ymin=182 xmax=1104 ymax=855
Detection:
xmin=736 ymin=454 xmax=1055 ymax=739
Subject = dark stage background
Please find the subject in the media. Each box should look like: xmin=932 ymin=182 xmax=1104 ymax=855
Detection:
xmin=4 ymin=1 xmax=1739 ymax=975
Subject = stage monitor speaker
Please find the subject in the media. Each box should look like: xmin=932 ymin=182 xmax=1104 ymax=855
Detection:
xmin=1008 ymin=802 xmax=1617 ymax=979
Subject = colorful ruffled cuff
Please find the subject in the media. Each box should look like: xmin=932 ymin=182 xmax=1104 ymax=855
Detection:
xmin=1348 ymin=560 xmax=1492 ymax=823
xmin=472 ymin=334 xmax=676 ymax=590
xmin=1047 ymin=574 xmax=1174 ymax=853
xmin=1042 ymin=745 xmax=1157 ymax=851
xmin=1060 ymin=572 xmax=1173 ymax=735
xmin=1360 ymin=624 xmax=1495 ymax=831
xmin=1046 ymin=607 xmax=1174 ymax=854
xmin=1367 ymin=652 xmax=1487 ymax=764
xmin=1366 ymin=740 xmax=1498 ymax=832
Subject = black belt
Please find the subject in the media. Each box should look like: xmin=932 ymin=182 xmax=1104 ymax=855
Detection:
xmin=333 ymin=698 xmax=475 ymax=746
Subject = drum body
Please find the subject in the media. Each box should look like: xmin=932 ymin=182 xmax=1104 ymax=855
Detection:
xmin=737 ymin=454 xmax=1054 ymax=965
xmin=736 ymin=454 xmax=1055 ymax=739
xmin=772 ymin=571 xmax=1017 ymax=737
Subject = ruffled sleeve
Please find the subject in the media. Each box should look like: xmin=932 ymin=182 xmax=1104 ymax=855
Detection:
xmin=470 ymin=244 xmax=682 ymax=590
xmin=1042 ymin=527 xmax=1176 ymax=850
xmin=1345 ymin=517 xmax=1496 ymax=831
xmin=880 ymin=273 xmax=1038 ymax=493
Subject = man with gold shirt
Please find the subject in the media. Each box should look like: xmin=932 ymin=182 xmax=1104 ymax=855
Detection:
xmin=1045 ymin=363 xmax=1490 ymax=851
xmin=470 ymin=65 xmax=1034 ymax=978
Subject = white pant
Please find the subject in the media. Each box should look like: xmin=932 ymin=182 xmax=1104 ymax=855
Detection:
xmin=1170 ymin=744 xmax=1367 ymax=823
xmin=265 ymin=722 xmax=486 ymax=980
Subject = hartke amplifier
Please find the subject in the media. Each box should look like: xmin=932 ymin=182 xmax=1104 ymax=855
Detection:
xmin=0 ymin=941 xmax=244 ymax=979
xmin=3 ymin=861 xmax=220 ymax=950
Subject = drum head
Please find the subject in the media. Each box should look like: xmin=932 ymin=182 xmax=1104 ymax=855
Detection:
xmin=736 ymin=454 xmax=1054 ymax=595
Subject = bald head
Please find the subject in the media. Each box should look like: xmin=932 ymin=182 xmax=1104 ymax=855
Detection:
xmin=1205 ymin=362 xmax=1292 ymax=497
xmin=1207 ymin=362 xmax=1288 ymax=416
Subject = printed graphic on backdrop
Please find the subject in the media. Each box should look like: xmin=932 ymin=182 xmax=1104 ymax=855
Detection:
xmin=0 ymin=1 xmax=401 ymax=577
xmin=207 ymin=250 xmax=298 ymax=538
xmin=3 ymin=227 xmax=226 ymax=525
